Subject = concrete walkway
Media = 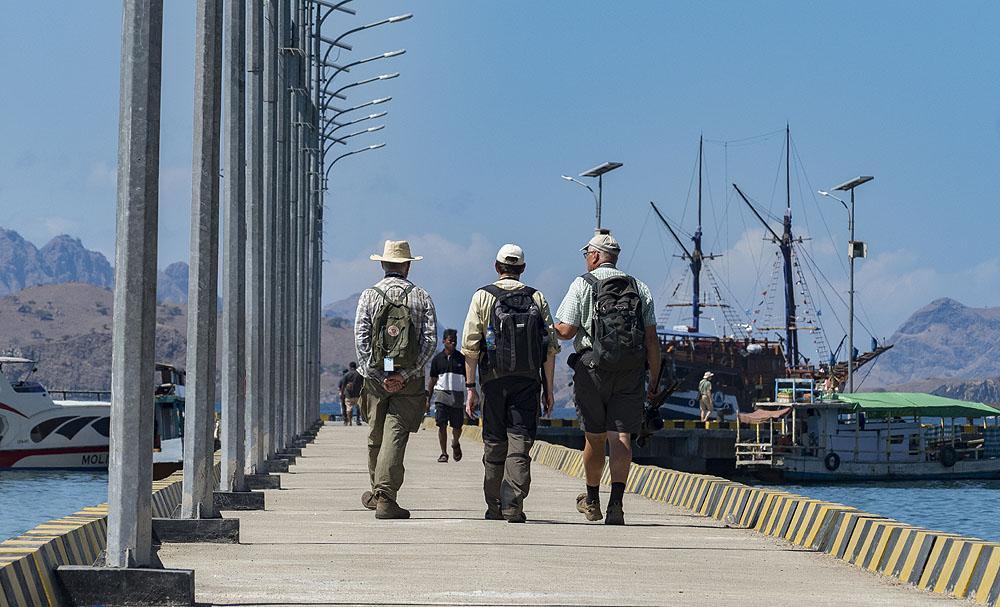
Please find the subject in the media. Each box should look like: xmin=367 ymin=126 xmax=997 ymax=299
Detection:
xmin=159 ymin=424 xmax=957 ymax=606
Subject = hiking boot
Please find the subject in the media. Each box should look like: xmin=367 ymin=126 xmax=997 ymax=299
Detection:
xmin=361 ymin=490 xmax=376 ymax=511
xmin=604 ymin=502 xmax=625 ymax=526
xmin=375 ymin=496 xmax=410 ymax=520
xmin=502 ymin=507 xmax=526 ymax=524
xmin=576 ymin=493 xmax=603 ymax=522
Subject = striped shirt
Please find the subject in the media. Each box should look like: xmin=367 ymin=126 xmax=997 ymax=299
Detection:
xmin=354 ymin=275 xmax=437 ymax=382
xmin=555 ymin=264 xmax=656 ymax=352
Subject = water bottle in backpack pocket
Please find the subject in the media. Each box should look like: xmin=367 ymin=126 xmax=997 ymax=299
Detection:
xmin=582 ymin=273 xmax=645 ymax=371
xmin=479 ymin=285 xmax=548 ymax=378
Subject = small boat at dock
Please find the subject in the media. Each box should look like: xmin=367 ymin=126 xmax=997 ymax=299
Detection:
xmin=735 ymin=382 xmax=1000 ymax=481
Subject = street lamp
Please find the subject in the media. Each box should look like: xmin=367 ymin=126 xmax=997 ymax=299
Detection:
xmin=324 ymin=143 xmax=385 ymax=181
xmin=560 ymin=175 xmax=600 ymax=228
xmin=326 ymin=111 xmax=387 ymax=136
xmin=563 ymin=162 xmax=622 ymax=230
xmin=322 ymin=124 xmax=385 ymax=154
xmin=320 ymin=50 xmax=405 ymax=99
xmin=319 ymin=14 xmax=411 ymax=72
xmin=323 ymin=97 xmax=390 ymax=131
xmin=327 ymin=72 xmax=398 ymax=101
xmin=819 ymin=175 xmax=873 ymax=393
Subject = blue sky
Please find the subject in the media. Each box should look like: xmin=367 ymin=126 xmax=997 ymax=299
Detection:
xmin=1 ymin=2 xmax=998 ymax=357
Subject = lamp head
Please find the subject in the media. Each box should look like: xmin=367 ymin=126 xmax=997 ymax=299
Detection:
xmin=561 ymin=175 xmax=574 ymax=181
xmin=383 ymin=49 xmax=406 ymax=58
xmin=372 ymin=96 xmax=391 ymax=105
xmin=379 ymin=73 xmax=400 ymax=80
xmin=818 ymin=190 xmax=830 ymax=197
xmin=388 ymin=14 xmax=413 ymax=23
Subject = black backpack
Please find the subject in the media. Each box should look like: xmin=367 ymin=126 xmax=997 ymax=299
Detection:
xmin=344 ymin=369 xmax=364 ymax=398
xmin=582 ymin=273 xmax=646 ymax=371
xmin=479 ymin=285 xmax=548 ymax=378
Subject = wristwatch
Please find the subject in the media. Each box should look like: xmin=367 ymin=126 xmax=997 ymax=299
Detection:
xmin=465 ymin=382 xmax=477 ymax=389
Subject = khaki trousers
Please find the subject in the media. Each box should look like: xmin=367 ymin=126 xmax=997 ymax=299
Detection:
xmin=481 ymin=377 xmax=540 ymax=512
xmin=361 ymin=376 xmax=425 ymax=501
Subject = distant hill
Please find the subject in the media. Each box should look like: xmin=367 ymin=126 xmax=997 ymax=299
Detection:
xmin=0 ymin=228 xmax=113 ymax=295
xmin=322 ymin=292 xmax=361 ymax=323
xmin=157 ymin=261 xmax=189 ymax=304
xmin=864 ymin=298 xmax=1000 ymax=389
xmin=0 ymin=282 xmax=356 ymax=402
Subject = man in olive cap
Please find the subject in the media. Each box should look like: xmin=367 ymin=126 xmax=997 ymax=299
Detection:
xmin=555 ymin=229 xmax=660 ymax=525
xmin=354 ymin=240 xmax=437 ymax=519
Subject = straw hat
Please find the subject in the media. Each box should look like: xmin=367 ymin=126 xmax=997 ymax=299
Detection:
xmin=370 ymin=240 xmax=423 ymax=263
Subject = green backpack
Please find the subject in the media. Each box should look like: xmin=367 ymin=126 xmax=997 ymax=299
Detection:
xmin=371 ymin=284 xmax=419 ymax=371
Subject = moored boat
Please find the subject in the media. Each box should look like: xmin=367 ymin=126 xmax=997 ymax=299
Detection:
xmin=735 ymin=383 xmax=1000 ymax=481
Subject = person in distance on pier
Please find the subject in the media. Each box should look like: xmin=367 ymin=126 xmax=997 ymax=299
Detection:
xmin=427 ymin=328 xmax=467 ymax=463
xmin=462 ymin=244 xmax=559 ymax=523
xmin=354 ymin=240 xmax=438 ymax=520
xmin=554 ymin=229 xmax=660 ymax=525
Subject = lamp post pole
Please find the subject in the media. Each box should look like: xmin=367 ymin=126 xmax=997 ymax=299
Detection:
xmin=821 ymin=175 xmax=872 ymax=394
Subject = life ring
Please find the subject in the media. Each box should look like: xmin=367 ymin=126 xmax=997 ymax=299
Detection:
xmin=824 ymin=452 xmax=841 ymax=471
xmin=939 ymin=446 xmax=958 ymax=468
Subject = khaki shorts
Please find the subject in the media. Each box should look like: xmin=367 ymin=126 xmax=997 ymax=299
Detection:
xmin=699 ymin=394 xmax=713 ymax=412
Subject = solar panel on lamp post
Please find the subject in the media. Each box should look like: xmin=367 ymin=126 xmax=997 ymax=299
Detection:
xmin=563 ymin=162 xmax=622 ymax=230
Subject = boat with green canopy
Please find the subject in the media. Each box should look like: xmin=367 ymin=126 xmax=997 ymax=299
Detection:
xmin=735 ymin=380 xmax=1000 ymax=481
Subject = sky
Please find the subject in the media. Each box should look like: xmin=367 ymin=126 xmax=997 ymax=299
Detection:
xmin=1 ymin=1 xmax=999 ymax=361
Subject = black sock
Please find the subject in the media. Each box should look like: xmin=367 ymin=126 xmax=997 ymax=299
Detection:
xmin=610 ymin=482 xmax=625 ymax=506
xmin=586 ymin=485 xmax=600 ymax=504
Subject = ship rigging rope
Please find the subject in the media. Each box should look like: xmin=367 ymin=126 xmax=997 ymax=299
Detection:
xmin=797 ymin=246 xmax=848 ymax=337
xmin=797 ymin=245 xmax=879 ymax=341
xmin=624 ymin=205 xmax=653 ymax=273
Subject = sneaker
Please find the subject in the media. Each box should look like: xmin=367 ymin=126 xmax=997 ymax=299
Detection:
xmin=576 ymin=493 xmax=603 ymax=522
xmin=437 ymin=453 xmax=449 ymax=463
xmin=375 ymin=496 xmax=411 ymax=520
xmin=484 ymin=507 xmax=504 ymax=521
xmin=604 ymin=502 xmax=625 ymax=526
xmin=361 ymin=490 xmax=377 ymax=510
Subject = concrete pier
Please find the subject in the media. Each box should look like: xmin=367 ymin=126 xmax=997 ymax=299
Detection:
xmin=157 ymin=425 xmax=954 ymax=606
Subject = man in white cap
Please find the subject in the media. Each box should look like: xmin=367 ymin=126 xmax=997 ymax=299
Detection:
xmin=462 ymin=244 xmax=559 ymax=523
xmin=698 ymin=371 xmax=714 ymax=422
xmin=555 ymin=229 xmax=660 ymax=525
xmin=354 ymin=240 xmax=437 ymax=519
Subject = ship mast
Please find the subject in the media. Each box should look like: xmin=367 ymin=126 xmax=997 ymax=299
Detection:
xmin=691 ymin=135 xmax=704 ymax=332
xmin=731 ymin=125 xmax=800 ymax=368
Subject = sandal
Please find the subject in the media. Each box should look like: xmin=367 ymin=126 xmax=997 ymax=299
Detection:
xmin=437 ymin=453 xmax=449 ymax=463
xmin=452 ymin=442 xmax=463 ymax=462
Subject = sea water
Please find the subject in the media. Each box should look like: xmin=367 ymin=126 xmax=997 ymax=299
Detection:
xmin=0 ymin=470 xmax=108 ymax=541
xmin=769 ymin=479 xmax=1000 ymax=542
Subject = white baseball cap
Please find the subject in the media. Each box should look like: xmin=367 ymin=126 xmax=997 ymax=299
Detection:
xmin=581 ymin=229 xmax=621 ymax=255
xmin=496 ymin=243 xmax=525 ymax=265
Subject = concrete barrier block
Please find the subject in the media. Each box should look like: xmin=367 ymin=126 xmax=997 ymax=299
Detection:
xmin=56 ymin=565 xmax=194 ymax=607
xmin=963 ymin=543 xmax=1000 ymax=605
xmin=213 ymin=490 xmax=265 ymax=511
xmin=245 ymin=473 xmax=281 ymax=489
xmin=152 ymin=518 xmax=239 ymax=544
xmin=266 ymin=459 xmax=290 ymax=473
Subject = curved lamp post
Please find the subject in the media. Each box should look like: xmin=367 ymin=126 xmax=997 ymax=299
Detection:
xmin=327 ymin=110 xmax=387 ymax=135
xmin=320 ymin=50 xmax=405 ymax=100
xmin=320 ymin=13 xmax=411 ymax=67
xmin=561 ymin=175 xmax=600 ymax=228
xmin=326 ymin=72 xmax=398 ymax=101
xmin=324 ymin=143 xmax=385 ymax=181
xmin=323 ymin=124 xmax=384 ymax=154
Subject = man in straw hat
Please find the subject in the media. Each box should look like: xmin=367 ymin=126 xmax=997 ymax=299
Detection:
xmin=698 ymin=371 xmax=714 ymax=422
xmin=354 ymin=240 xmax=437 ymax=519
xmin=462 ymin=244 xmax=559 ymax=523
xmin=555 ymin=229 xmax=660 ymax=526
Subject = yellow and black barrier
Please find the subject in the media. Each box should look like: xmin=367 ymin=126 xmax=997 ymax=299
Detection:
xmin=431 ymin=420 xmax=1000 ymax=606
xmin=0 ymin=461 xmax=220 ymax=606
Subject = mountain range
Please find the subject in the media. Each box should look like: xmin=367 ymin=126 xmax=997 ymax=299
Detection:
xmin=2 ymin=227 xmax=1000 ymax=404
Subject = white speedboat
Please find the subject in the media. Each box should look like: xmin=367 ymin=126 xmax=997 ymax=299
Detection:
xmin=0 ymin=357 xmax=110 ymax=469
xmin=0 ymin=358 xmax=187 ymax=473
